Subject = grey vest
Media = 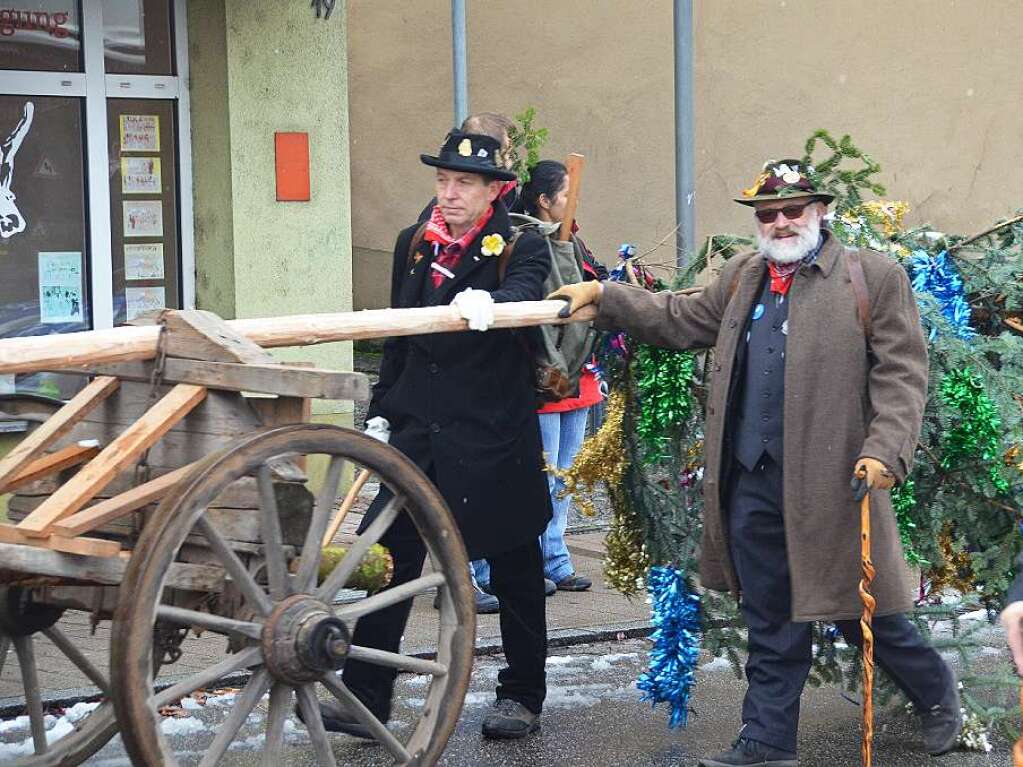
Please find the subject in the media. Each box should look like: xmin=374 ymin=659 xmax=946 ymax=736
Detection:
xmin=733 ymin=277 xmax=789 ymax=471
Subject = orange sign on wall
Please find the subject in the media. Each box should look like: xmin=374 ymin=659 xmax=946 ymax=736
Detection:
xmin=274 ymin=132 xmax=310 ymax=201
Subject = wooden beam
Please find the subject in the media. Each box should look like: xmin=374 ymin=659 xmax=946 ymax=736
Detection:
xmin=0 ymin=523 xmax=121 ymax=557
xmin=0 ymin=443 xmax=100 ymax=494
xmin=0 ymin=376 xmax=118 ymax=487
xmin=82 ymin=359 xmax=369 ymax=400
xmin=16 ymin=384 xmax=207 ymax=536
xmin=52 ymin=463 xmax=198 ymax=538
xmin=161 ymin=309 xmax=277 ymax=364
xmin=557 ymin=153 xmax=586 ymax=241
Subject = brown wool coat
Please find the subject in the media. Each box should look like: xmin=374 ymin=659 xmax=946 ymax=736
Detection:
xmin=595 ymin=234 xmax=928 ymax=621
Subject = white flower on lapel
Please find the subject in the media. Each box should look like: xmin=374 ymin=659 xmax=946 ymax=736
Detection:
xmin=480 ymin=233 xmax=505 ymax=257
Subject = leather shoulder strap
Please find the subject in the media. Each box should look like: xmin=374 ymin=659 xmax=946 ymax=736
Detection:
xmin=497 ymin=231 xmax=521 ymax=284
xmin=405 ymin=222 xmax=429 ymax=271
xmin=845 ymin=249 xmax=873 ymax=347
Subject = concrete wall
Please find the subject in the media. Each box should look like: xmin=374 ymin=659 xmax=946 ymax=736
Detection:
xmin=348 ymin=0 xmax=1023 ymax=308
xmin=188 ymin=0 xmax=354 ymax=419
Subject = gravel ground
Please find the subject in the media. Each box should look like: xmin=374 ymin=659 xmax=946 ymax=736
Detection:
xmin=353 ymin=350 xmax=611 ymax=532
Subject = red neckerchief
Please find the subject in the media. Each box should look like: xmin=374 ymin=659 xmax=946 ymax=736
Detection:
xmin=424 ymin=204 xmax=495 ymax=288
xmin=499 ymin=179 xmax=518 ymax=200
xmin=766 ymin=259 xmax=801 ymax=296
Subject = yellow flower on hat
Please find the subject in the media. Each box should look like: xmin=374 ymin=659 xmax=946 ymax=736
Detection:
xmin=457 ymin=138 xmax=473 ymax=156
xmin=481 ymin=233 xmax=506 ymax=257
xmin=741 ymin=171 xmax=770 ymax=198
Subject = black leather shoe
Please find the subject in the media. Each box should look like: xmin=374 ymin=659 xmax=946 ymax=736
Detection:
xmin=481 ymin=698 xmax=541 ymax=739
xmin=920 ymin=673 xmax=962 ymax=755
xmin=295 ymin=697 xmax=386 ymax=740
xmin=698 ymin=737 xmax=798 ymax=766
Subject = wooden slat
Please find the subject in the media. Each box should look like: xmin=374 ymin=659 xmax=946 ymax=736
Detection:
xmin=161 ymin=309 xmax=276 ymax=364
xmin=82 ymin=359 xmax=369 ymax=400
xmin=16 ymin=384 xmax=208 ymax=536
xmin=0 ymin=376 xmax=118 ymax=487
xmin=0 ymin=523 xmax=121 ymax=557
xmin=52 ymin=462 xmax=198 ymax=537
xmin=0 ymin=443 xmax=100 ymax=493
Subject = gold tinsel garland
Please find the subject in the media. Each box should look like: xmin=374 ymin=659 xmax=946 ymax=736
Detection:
xmin=604 ymin=486 xmax=651 ymax=597
xmin=926 ymin=523 xmax=974 ymax=595
xmin=547 ymin=389 xmax=629 ymax=517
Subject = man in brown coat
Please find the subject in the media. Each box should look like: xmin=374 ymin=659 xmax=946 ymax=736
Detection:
xmin=553 ymin=160 xmax=962 ymax=766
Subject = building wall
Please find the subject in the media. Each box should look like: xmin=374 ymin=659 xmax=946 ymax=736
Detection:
xmin=348 ymin=0 xmax=1023 ymax=309
xmin=189 ymin=0 xmax=355 ymax=419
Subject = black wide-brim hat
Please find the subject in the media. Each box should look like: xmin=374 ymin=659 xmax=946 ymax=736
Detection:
xmin=421 ymin=130 xmax=517 ymax=182
xmin=734 ymin=158 xmax=835 ymax=206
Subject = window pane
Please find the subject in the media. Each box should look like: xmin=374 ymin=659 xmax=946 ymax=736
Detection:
xmin=0 ymin=1 xmax=82 ymax=72
xmin=0 ymin=95 xmax=90 ymax=398
xmin=107 ymin=99 xmax=179 ymax=324
xmin=103 ymin=0 xmax=173 ymax=75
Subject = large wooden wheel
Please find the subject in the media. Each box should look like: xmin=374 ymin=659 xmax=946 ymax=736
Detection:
xmin=110 ymin=423 xmax=475 ymax=766
xmin=0 ymin=587 xmax=118 ymax=766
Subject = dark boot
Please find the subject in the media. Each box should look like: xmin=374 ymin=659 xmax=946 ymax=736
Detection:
xmin=481 ymin=699 xmax=540 ymax=739
xmin=295 ymin=695 xmax=387 ymax=739
xmin=699 ymin=737 xmax=798 ymax=767
xmin=920 ymin=675 xmax=962 ymax=755
xmin=555 ymin=574 xmax=592 ymax=592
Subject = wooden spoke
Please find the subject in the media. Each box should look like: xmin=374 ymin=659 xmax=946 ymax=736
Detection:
xmin=0 ymin=635 xmax=9 ymax=677
xmin=295 ymin=456 xmax=347 ymax=593
xmin=336 ymin=571 xmax=446 ymax=623
xmin=296 ymin=684 xmax=337 ymax=767
xmin=198 ymin=668 xmax=272 ymax=767
xmin=263 ymin=682 xmax=292 ymax=767
xmin=13 ymin=635 xmax=48 ymax=755
xmin=320 ymin=672 xmax=410 ymax=762
xmin=157 ymin=604 xmax=263 ymax=641
xmin=257 ymin=465 xmax=289 ymax=600
xmin=195 ymin=515 xmax=273 ymax=616
xmin=43 ymin=625 xmax=110 ymax=694
xmin=315 ymin=492 xmax=404 ymax=602
xmin=152 ymin=646 xmax=262 ymax=709
xmin=346 ymin=645 xmax=448 ymax=677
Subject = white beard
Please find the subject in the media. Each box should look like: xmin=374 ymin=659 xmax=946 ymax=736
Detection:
xmin=756 ymin=221 xmax=821 ymax=264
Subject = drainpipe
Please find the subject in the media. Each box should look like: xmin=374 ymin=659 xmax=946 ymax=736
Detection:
xmin=674 ymin=0 xmax=695 ymax=266
xmin=451 ymin=0 xmax=469 ymax=126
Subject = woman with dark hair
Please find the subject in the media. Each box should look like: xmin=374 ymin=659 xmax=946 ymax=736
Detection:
xmin=507 ymin=160 xmax=607 ymax=592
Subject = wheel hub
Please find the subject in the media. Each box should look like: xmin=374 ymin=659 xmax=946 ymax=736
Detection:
xmin=261 ymin=594 xmax=351 ymax=684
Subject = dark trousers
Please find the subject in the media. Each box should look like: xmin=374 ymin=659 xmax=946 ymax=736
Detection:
xmin=728 ymin=455 xmax=952 ymax=754
xmin=342 ymin=484 xmax=548 ymax=717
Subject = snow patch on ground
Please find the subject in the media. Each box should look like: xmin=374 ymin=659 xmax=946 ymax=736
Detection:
xmin=591 ymin=652 xmax=639 ymax=671
xmin=545 ymin=655 xmax=576 ymax=666
xmin=64 ymin=700 xmax=102 ymax=724
xmin=0 ymin=715 xmax=76 ymax=759
xmin=699 ymin=656 xmax=732 ymax=673
xmin=160 ymin=716 xmax=209 ymax=736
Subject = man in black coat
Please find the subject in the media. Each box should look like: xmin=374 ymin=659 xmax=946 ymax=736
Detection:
xmin=320 ymin=130 xmax=553 ymax=740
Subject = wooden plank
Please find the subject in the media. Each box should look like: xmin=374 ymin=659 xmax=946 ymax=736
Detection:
xmin=16 ymin=384 xmax=208 ymax=536
xmin=0 ymin=443 xmax=100 ymax=493
xmin=161 ymin=309 xmax=276 ymax=364
xmin=0 ymin=540 xmax=224 ymax=590
xmin=557 ymin=153 xmax=586 ymax=241
xmin=51 ymin=462 xmax=197 ymax=537
xmin=0 ymin=523 xmax=121 ymax=557
xmin=82 ymin=359 xmax=369 ymax=400
xmin=0 ymin=376 xmax=118 ymax=487
xmin=0 ymin=301 xmax=597 ymax=374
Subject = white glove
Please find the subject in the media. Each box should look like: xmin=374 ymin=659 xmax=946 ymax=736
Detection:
xmin=364 ymin=416 xmax=390 ymax=444
xmin=451 ymin=288 xmax=495 ymax=332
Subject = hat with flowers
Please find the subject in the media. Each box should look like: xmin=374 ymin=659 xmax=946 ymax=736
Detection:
xmin=421 ymin=130 xmax=517 ymax=181
xmin=735 ymin=158 xmax=835 ymax=206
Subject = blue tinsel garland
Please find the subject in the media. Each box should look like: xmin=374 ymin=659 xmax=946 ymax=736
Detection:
xmin=636 ymin=566 xmax=701 ymax=728
xmin=909 ymin=249 xmax=975 ymax=340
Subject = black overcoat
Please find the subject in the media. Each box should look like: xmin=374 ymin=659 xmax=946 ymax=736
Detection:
xmin=367 ymin=203 xmax=553 ymax=559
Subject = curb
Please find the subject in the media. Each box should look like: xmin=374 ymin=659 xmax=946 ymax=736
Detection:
xmin=0 ymin=621 xmax=653 ymax=718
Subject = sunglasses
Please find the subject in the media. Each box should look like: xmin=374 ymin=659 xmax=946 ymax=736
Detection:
xmin=754 ymin=201 xmax=815 ymax=223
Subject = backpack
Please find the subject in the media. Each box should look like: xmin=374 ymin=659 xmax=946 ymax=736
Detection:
xmin=406 ymin=216 xmax=595 ymax=403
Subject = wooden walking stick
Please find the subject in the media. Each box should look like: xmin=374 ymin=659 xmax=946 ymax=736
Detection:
xmin=1014 ymin=683 xmax=1023 ymax=766
xmin=322 ymin=468 xmax=372 ymax=547
xmin=856 ymin=467 xmax=876 ymax=767
xmin=557 ymin=153 xmax=585 ymax=241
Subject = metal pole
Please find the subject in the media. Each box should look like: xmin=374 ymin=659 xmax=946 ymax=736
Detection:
xmin=451 ymin=0 xmax=469 ymax=126
xmin=673 ymin=0 xmax=695 ymax=266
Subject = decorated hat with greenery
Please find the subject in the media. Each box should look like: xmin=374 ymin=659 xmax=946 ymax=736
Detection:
xmin=735 ymin=158 xmax=835 ymax=206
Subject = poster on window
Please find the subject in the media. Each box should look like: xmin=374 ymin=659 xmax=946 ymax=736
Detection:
xmin=123 ymin=242 xmax=165 ymax=281
xmin=123 ymin=200 xmax=163 ymax=237
xmin=121 ymin=157 xmax=161 ymax=194
xmin=38 ymin=251 xmax=84 ymax=324
xmin=125 ymin=286 xmax=166 ymax=321
xmin=119 ymin=114 xmax=160 ymax=152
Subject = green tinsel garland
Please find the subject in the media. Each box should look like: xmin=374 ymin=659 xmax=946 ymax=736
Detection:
xmin=939 ymin=368 xmax=1010 ymax=494
xmin=634 ymin=344 xmax=696 ymax=462
xmin=890 ymin=480 xmax=927 ymax=567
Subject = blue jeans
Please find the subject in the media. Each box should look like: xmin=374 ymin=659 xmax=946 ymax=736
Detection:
xmin=473 ymin=408 xmax=590 ymax=585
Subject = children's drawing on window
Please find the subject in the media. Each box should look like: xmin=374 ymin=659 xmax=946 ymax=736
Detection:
xmin=0 ymin=101 xmax=34 ymax=239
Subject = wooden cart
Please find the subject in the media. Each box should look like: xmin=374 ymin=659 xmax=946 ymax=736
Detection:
xmin=0 ymin=304 xmax=581 ymax=767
